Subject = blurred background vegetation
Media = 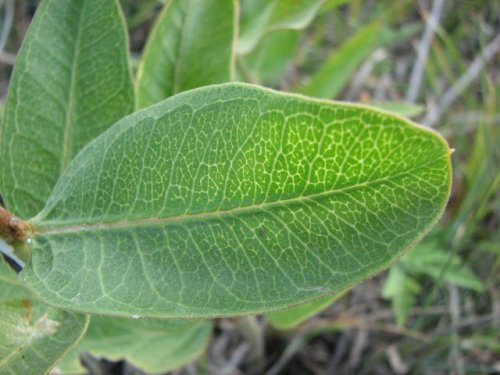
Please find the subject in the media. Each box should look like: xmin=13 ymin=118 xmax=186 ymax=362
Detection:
xmin=0 ymin=0 xmax=498 ymax=374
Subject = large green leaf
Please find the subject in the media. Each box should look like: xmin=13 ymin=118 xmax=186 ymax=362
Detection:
xmin=58 ymin=317 xmax=212 ymax=374
xmin=0 ymin=300 xmax=89 ymax=375
xmin=136 ymin=0 xmax=237 ymax=109
xmin=20 ymin=83 xmax=451 ymax=318
xmin=0 ymin=0 xmax=134 ymax=219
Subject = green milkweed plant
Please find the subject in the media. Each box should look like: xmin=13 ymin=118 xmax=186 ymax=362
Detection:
xmin=0 ymin=0 xmax=451 ymax=373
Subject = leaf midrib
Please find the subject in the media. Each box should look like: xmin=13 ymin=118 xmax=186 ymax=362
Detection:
xmin=34 ymin=155 xmax=445 ymax=235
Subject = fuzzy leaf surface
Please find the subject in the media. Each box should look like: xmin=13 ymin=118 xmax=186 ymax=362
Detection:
xmin=136 ymin=0 xmax=236 ymax=109
xmin=21 ymin=83 xmax=451 ymax=318
xmin=0 ymin=0 xmax=134 ymax=218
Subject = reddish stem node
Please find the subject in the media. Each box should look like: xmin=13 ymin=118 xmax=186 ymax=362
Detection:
xmin=0 ymin=206 xmax=31 ymax=244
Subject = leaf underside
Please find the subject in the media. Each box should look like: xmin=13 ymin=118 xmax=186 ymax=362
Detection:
xmin=21 ymin=83 xmax=451 ymax=318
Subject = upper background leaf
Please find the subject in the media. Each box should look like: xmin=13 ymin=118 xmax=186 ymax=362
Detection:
xmin=136 ymin=0 xmax=237 ymax=109
xmin=21 ymin=83 xmax=451 ymax=319
xmin=296 ymin=21 xmax=420 ymax=99
xmin=238 ymin=0 xmax=327 ymax=55
xmin=0 ymin=0 xmax=134 ymax=219
xmin=0 ymin=239 xmax=87 ymax=375
xmin=239 ymin=29 xmax=301 ymax=87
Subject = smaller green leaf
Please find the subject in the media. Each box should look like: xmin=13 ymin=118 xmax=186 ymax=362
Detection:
xmin=267 ymin=0 xmax=326 ymax=31
xmin=403 ymin=242 xmax=484 ymax=292
xmin=383 ymin=240 xmax=485 ymax=325
xmin=296 ymin=22 xmax=384 ymax=98
xmin=267 ymin=293 xmax=343 ymax=330
xmin=0 ymin=0 xmax=135 ymax=219
xmin=58 ymin=317 xmax=212 ymax=374
xmin=321 ymin=0 xmax=352 ymax=11
xmin=382 ymin=264 xmax=421 ymax=326
xmin=136 ymin=0 xmax=237 ymax=108
xmin=0 ymin=256 xmax=30 ymax=302
xmin=0 ymin=301 xmax=89 ymax=375
xmin=240 ymin=29 xmax=300 ymax=86
xmin=296 ymin=22 xmax=419 ymax=99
